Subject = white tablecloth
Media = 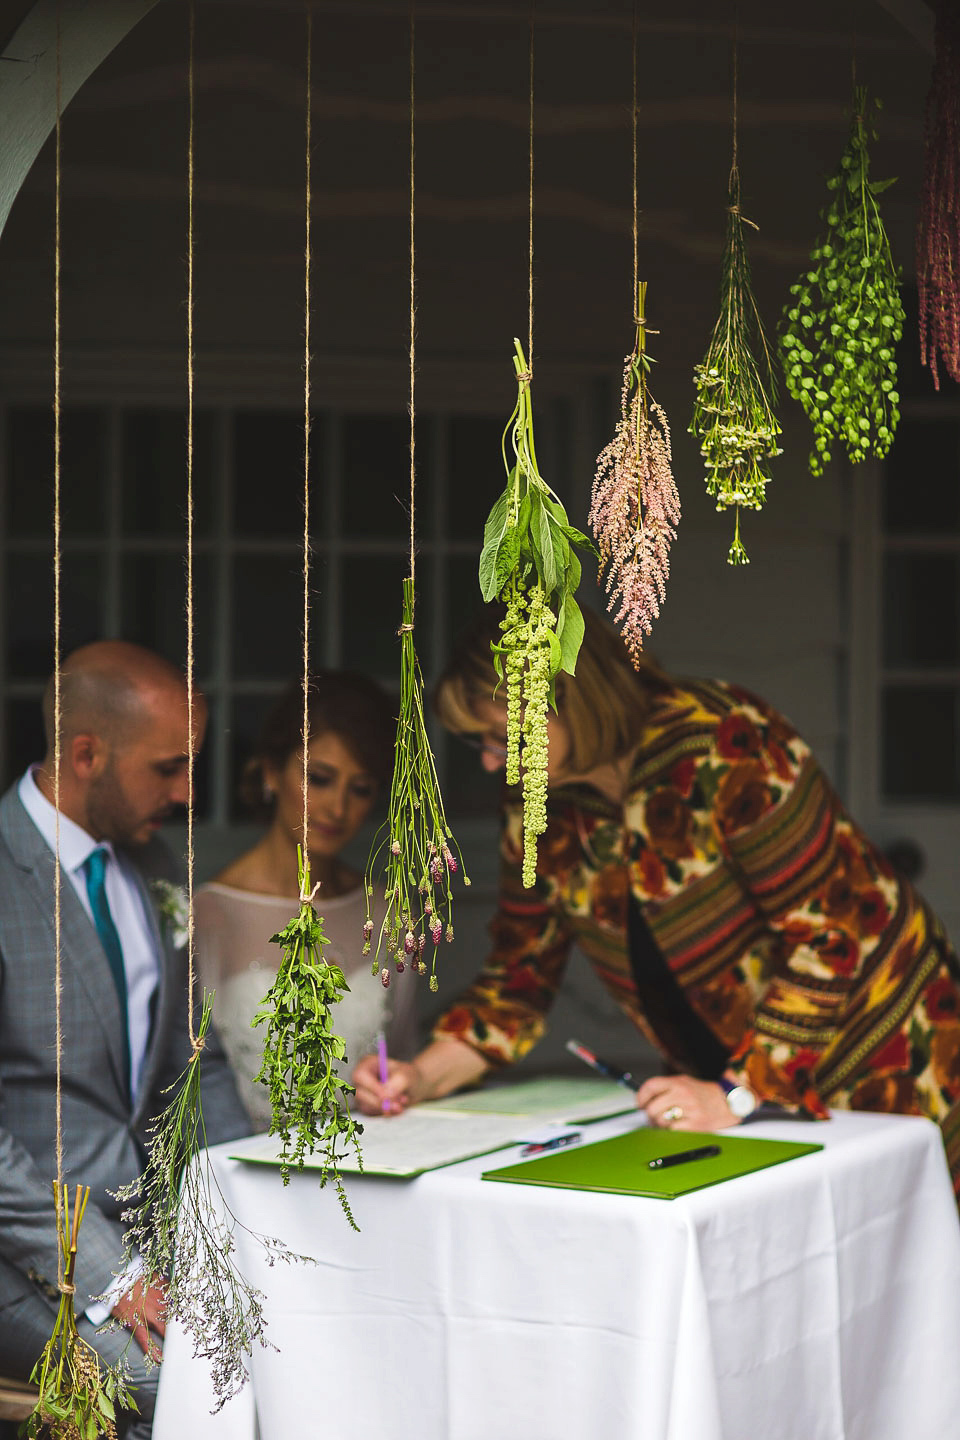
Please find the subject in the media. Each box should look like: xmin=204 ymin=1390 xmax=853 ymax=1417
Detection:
xmin=154 ymin=1109 xmax=960 ymax=1440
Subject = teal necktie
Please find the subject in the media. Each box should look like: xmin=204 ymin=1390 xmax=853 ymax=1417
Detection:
xmin=84 ymin=846 xmax=131 ymax=1093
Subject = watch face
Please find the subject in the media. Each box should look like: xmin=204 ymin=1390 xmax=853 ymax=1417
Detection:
xmin=726 ymin=1085 xmax=757 ymax=1119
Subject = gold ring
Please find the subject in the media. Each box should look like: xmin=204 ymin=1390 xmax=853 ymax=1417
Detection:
xmin=663 ymin=1105 xmax=684 ymax=1125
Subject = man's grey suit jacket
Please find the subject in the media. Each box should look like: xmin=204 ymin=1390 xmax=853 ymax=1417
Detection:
xmin=0 ymin=783 xmax=250 ymax=1317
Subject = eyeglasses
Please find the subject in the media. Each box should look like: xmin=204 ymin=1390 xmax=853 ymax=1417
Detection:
xmin=456 ymin=734 xmax=512 ymax=760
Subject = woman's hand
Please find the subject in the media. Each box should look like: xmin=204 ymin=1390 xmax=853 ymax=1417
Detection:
xmin=635 ymin=1074 xmax=738 ymax=1131
xmin=351 ymin=1037 xmax=490 ymax=1117
xmin=352 ymin=1055 xmax=424 ymax=1116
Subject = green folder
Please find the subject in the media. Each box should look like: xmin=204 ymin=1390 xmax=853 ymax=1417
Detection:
xmin=482 ymin=1128 xmax=822 ymax=1199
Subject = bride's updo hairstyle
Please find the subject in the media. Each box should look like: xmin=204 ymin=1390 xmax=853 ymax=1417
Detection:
xmin=240 ymin=671 xmax=395 ymax=821
xmin=435 ymin=605 xmax=670 ymax=776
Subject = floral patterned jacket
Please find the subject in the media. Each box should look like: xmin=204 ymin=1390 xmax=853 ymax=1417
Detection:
xmin=434 ymin=678 xmax=960 ymax=1139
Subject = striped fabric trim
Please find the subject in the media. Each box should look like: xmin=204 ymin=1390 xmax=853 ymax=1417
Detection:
xmin=727 ymin=758 xmax=838 ymax=915
xmin=817 ymin=936 xmax=943 ymax=1094
xmin=645 ymin=864 xmax=768 ymax=984
xmin=942 ymin=1099 xmax=960 ymax=1199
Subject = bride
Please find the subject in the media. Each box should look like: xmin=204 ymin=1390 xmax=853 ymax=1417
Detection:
xmin=195 ymin=672 xmax=417 ymax=1129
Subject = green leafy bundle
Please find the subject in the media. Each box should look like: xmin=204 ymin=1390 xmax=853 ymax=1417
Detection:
xmin=479 ymin=339 xmax=597 ymax=887
xmin=26 ymin=1184 xmax=135 ymax=1440
xmin=114 ymin=994 xmax=311 ymax=1409
xmin=254 ymin=855 xmax=362 ymax=1223
xmin=780 ymin=87 xmax=904 ymax=474
xmin=364 ymin=577 xmax=468 ymax=992
xmin=691 ymin=165 xmax=782 ymax=565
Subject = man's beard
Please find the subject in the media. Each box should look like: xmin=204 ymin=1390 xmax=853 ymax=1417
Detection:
xmin=86 ymin=764 xmax=151 ymax=846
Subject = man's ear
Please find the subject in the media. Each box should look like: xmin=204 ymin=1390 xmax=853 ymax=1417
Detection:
xmin=70 ymin=732 xmax=109 ymax=781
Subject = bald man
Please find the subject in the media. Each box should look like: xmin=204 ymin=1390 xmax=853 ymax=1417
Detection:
xmin=0 ymin=642 xmax=250 ymax=1438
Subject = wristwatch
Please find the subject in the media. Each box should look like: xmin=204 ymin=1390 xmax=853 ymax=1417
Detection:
xmin=718 ymin=1075 xmax=758 ymax=1121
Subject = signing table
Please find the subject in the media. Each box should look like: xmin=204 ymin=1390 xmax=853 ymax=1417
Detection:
xmin=154 ymin=1109 xmax=960 ymax=1440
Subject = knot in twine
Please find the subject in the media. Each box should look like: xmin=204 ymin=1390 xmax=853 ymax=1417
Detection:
xmin=300 ymin=879 xmax=321 ymax=905
xmin=58 ymin=1280 xmax=76 ymax=1296
xmin=397 ymin=622 xmax=414 ymax=635
xmin=515 ymin=369 xmax=533 ymax=383
xmin=726 ymin=204 xmax=759 ymax=232
xmin=190 ymin=1034 xmax=206 ymax=1062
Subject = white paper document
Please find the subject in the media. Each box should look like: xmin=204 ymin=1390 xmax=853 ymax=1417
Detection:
xmin=230 ymin=1109 xmax=525 ymax=1178
xmin=229 ymin=1075 xmax=635 ymax=1179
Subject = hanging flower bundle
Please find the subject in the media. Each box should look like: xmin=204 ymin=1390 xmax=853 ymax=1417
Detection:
xmin=691 ymin=164 xmax=782 ymax=565
xmin=917 ymin=2 xmax=960 ymax=389
xmin=590 ymin=282 xmax=680 ymax=663
xmin=254 ymin=853 xmax=363 ymax=1220
xmin=780 ymin=87 xmax=904 ymax=473
xmin=26 ymin=1185 xmax=136 ymax=1440
xmin=364 ymin=578 xmax=469 ymax=992
xmin=113 ymin=994 xmax=313 ymax=1408
xmin=479 ymin=339 xmax=597 ymax=887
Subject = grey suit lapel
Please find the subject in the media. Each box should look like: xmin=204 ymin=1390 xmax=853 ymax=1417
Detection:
xmin=1 ymin=788 xmax=130 ymax=1106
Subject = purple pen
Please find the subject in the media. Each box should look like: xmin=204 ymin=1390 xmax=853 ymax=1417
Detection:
xmin=377 ymin=1030 xmax=389 ymax=1114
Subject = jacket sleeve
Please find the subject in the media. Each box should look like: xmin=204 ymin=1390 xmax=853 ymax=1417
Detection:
xmin=706 ymin=690 xmax=911 ymax=1116
xmin=0 ymin=945 xmax=125 ymax=1309
xmin=431 ymin=803 xmax=574 ymax=1066
xmin=150 ymin=950 xmax=252 ymax=1148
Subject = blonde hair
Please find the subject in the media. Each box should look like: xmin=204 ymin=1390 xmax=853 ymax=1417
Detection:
xmin=435 ymin=606 xmax=669 ymax=774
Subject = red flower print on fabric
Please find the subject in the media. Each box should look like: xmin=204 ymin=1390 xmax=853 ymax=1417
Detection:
xmin=716 ymin=712 xmax=763 ymax=762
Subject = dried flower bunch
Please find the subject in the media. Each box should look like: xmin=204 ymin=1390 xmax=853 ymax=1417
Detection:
xmin=590 ymin=282 xmax=680 ymax=663
xmin=917 ymin=2 xmax=960 ymax=389
xmin=26 ymin=1184 xmax=135 ymax=1440
xmin=254 ymin=855 xmax=363 ymax=1222
xmin=780 ymin=87 xmax=904 ymax=473
xmin=691 ymin=165 xmax=782 ymax=565
xmin=364 ymin=577 xmax=468 ymax=992
xmin=479 ymin=339 xmax=597 ymax=886
xmin=113 ymin=994 xmax=312 ymax=1409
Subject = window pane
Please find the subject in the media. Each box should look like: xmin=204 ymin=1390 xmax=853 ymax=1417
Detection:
xmin=341 ymin=415 xmax=432 ymax=540
xmin=7 ymin=408 xmax=107 ymax=537
xmin=121 ymin=410 xmax=215 ymax=537
xmin=883 ymin=419 xmax=960 ymax=535
xmin=447 ymin=415 xmax=506 ymax=541
xmin=120 ymin=553 xmax=215 ymax=676
xmin=340 ymin=553 xmax=430 ymax=679
xmin=4 ymin=551 xmax=103 ymax=677
xmin=883 ymin=554 xmax=960 ymax=668
xmin=4 ymin=696 xmax=45 ymax=788
xmin=233 ymin=412 xmax=314 ymax=537
xmin=882 ymin=686 xmax=960 ymax=801
xmin=232 ymin=554 xmax=304 ymax=680
xmin=444 ymin=554 xmax=486 ymax=647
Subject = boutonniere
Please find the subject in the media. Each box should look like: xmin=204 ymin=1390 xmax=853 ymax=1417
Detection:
xmin=151 ymin=879 xmax=189 ymax=950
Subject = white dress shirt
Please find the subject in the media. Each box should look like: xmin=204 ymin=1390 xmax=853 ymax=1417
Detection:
xmin=18 ymin=767 xmax=161 ymax=1102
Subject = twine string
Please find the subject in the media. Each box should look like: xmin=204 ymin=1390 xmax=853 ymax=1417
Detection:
xmin=186 ymin=0 xmax=201 ymax=1054
xmin=408 ymin=2 xmax=416 ymax=591
xmin=301 ymin=1 xmax=313 ymax=891
xmin=53 ymin=2 xmax=64 ymax=1272
xmin=527 ymin=0 xmax=535 ymax=371
xmin=631 ymin=0 xmax=638 ymax=312
xmin=731 ymin=5 xmax=739 ymax=171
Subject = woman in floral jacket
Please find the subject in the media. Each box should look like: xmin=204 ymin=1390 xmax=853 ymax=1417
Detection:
xmin=352 ymin=610 xmax=960 ymax=1201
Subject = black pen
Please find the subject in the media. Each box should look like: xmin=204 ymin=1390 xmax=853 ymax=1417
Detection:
xmin=521 ymin=1132 xmax=582 ymax=1158
xmin=648 ymin=1144 xmax=721 ymax=1170
xmin=566 ymin=1038 xmax=641 ymax=1092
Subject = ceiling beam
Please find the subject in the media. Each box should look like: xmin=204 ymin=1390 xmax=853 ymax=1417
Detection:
xmin=0 ymin=0 xmax=159 ymax=239
xmin=872 ymin=0 xmax=935 ymax=53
